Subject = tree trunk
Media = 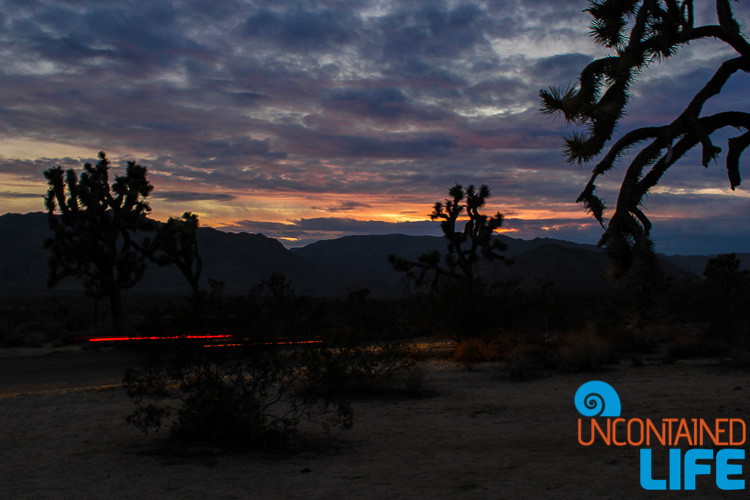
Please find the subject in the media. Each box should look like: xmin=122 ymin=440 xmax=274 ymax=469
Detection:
xmin=110 ymin=287 xmax=124 ymax=336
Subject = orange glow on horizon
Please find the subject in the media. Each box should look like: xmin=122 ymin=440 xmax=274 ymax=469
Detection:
xmin=0 ymin=148 xmax=595 ymax=240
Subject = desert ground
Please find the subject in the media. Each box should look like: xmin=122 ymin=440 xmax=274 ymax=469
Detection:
xmin=1 ymin=345 xmax=749 ymax=499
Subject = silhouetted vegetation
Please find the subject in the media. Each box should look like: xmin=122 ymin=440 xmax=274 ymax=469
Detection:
xmin=453 ymin=338 xmax=499 ymax=369
xmin=700 ymin=253 xmax=750 ymax=340
xmin=388 ymin=184 xmax=511 ymax=339
xmin=14 ymin=154 xmax=750 ymax=451
xmin=146 ymin=212 xmax=203 ymax=307
xmin=44 ymin=152 xmax=156 ymax=335
xmin=389 ymin=183 xmax=509 ymax=289
xmin=124 ymin=340 xmax=353 ymax=448
xmin=704 ymin=253 xmax=749 ymax=294
xmin=43 ymin=152 xmax=205 ymax=335
xmin=120 ymin=273 xmax=432 ymax=448
xmin=541 ymin=0 xmax=750 ymax=273
xmin=302 ymin=342 xmax=425 ymax=397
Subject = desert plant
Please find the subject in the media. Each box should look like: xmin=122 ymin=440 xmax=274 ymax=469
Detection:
xmin=44 ymin=152 xmax=205 ymax=334
xmin=146 ymin=212 xmax=203 ymax=305
xmin=389 ymin=184 xmax=509 ymax=290
xmin=555 ymin=324 xmax=618 ymax=372
xmin=124 ymin=342 xmax=353 ymax=448
xmin=44 ymin=152 xmax=155 ymax=334
xmin=302 ymin=342 xmax=424 ymax=397
xmin=703 ymin=253 xmax=749 ymax=315
xmin=541 ymin=0 xmax=750 ymax=273
xmin=667 ymin=330 xmax=730 ymax=360
xmin=506 ymin=343 xmax=554 ymax=381
xmin=453 ymin=338 xmax=499 ymax=369
xmin=389 ymin=185 xmax=512 ymax=339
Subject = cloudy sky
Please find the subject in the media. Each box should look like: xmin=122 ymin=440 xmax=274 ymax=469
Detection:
xmin=1 ymin=0 xmax=749 ymax=254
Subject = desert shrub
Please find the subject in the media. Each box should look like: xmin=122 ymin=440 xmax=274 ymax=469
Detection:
xmin=505 ymin=342 xmax=554 ymax=381
xmin=555 ymin=324 xmax=617 ymax=373
xmin=124 ymin=342 xmax=352 ymax=448
xmin=302 ymin=342 xmax=425 ymax=397
xmin=453 ymin=338 xmax=499 ymax=369
xmin=667 ymin=331 xmax=731 ymax=360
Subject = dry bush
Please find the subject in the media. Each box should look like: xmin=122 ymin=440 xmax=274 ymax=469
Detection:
xmin=124 ymin=343 xmax=353 ymax=448
xmin=302 ymin=342 xmax=426 ymax=397
xmin=555 ymin=323 xmax=617 ymax=372
xmin=453 ymin=338 xmax=499 ymax=369
xmin=667 ymin=330 xmax=730 ymax=360
xmin=505 ymin=342 xmax=554 ymax=381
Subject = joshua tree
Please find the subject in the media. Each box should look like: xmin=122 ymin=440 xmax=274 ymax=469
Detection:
xmin=44 ymin=151 xmax=155 ymax=335
xmin=540 ymin=0 xmax=749 ymax=273
xmin=704 ymin=252 xmax=749 ymax=295
xmin=388 ymin=183 xmax=509 ymax=290
xmin=147 ymin=212 xmax=203 ymax=300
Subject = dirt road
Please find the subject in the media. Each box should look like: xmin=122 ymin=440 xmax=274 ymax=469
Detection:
xmin=0 ymin=348 xmax=138 ymax=395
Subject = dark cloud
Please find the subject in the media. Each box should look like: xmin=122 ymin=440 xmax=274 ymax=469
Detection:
xmin=242 ymin=7 xmax=361 ymax=51
xmin=2 ymin=0 xmax=749 ymax=254
xmin=335 ymin=133 xmax=458 ymax=159
xmin=314 ymin=201 xmax=372 ymax=212
xmin=153 ymin=191 xmax=237 ymax=202
xmin=375 ymin=2 xmax=493 ymax=66
xmin=503 ymin=217 xmax=603 ymax=244
xmin=0 ymin=191 xmax=43 ymax=199
xmin=530 ymin=53 xmax=593 ymax=85
xmin=322 ymin=88 xmax=411 ymax=120
xmin=0 ymin=157 xmax=82 ymax=182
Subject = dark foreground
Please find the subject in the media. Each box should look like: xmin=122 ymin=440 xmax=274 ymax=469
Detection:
xmin=2 ymin=351 xmax=750 ymax=499
xmin=0 ymin=347 xmax=137 ymax=395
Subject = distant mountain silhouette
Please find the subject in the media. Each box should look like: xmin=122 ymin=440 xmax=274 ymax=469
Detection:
xmin=0 ymin=212 xmax=733 ymax=297
xmin=292 ymin=234 xmax=698 ymax=294
xmin=291 ymin=234 xmax=445 ymax=295
xmin=0 ymin=212 xmax=57 ymax=291
xmin=0 ymin=213 xmax=320 ymax=296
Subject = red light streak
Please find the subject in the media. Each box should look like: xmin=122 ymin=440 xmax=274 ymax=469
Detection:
xmin=203 ymin=340 xmax=324 ymax=348
xmin=86 ymin=335 xmax=324 ymax=347
xmin=87 ymin=334 xmax=233 ymax=342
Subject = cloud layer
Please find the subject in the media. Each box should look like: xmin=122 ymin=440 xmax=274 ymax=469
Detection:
xmin=1 ymin=0 xmax=748 ymax=254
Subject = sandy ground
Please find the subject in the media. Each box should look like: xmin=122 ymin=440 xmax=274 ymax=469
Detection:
xmin=1 ymin=350 xmax=750 ymax=499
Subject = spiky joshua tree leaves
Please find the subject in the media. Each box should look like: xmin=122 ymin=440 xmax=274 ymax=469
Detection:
xmin=44 ymin=152 xmax=155 ymax=335
xmin=388 ymin=183 xmax=509 ymax=289
xmin=540 ymin=0 xmax=749 ymax=272
xmin=146 ymin=211 xmax=203 ymax=300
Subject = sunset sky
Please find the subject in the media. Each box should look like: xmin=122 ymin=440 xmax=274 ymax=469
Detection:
xmin=1 ymin=0 xmax=749 ymax=254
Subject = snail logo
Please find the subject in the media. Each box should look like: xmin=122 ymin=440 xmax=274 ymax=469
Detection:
xmin=574 ymin=380 xmax=621 ymax=418
xmin=574 ymin=380 xmax=746 ymax=491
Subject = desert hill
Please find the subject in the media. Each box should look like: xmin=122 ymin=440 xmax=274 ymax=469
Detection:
xmin=0 ymin=212 xmax=733 ymax=297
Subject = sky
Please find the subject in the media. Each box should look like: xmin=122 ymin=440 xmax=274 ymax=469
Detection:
xmin=0 ymin=0 xmax=749 ymax=254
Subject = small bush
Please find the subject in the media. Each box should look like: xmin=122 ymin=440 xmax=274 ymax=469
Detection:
xmin=506 ymin=343 xmax=553 ymax=381
xmin=453 ymin=338 xmax=498 ymax=369
xmin=667 ymin=331 xmax=731 ymax=360
xmin=302 ymin=342 xmax=424 ymax=397
xmin=556 ymin=324 xmax=617 ymax=372
xmin=124 ymin=342 xmax=353 ymax=448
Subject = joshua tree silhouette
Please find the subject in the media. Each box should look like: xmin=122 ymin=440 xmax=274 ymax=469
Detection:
xmin=541 ymin=0 xmax=749 ymax=273
xmin=146 ymin=211 xmax=203 ymax=302
xmin=388 ymin=183 xmax=509 ymax=290
xmin=44 ymin=152 xmax=154 ymax=335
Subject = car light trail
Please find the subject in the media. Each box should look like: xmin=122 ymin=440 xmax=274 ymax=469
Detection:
xmin=86 ymin=334 xmax=233 ymax=342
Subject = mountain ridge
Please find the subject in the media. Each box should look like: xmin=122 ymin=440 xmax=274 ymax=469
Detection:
xmin=1 ymin=212 xmax=740 ymax=297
